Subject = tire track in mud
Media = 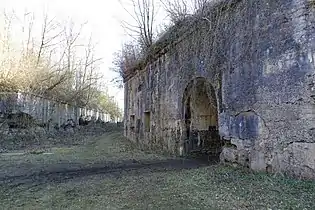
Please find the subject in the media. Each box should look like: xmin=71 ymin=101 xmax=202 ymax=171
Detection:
xmin=0 ymin=158 xmax=211 ymax=188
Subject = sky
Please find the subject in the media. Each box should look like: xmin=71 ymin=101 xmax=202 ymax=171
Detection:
xmin=0 ymin=0 xmax=140 ymax=110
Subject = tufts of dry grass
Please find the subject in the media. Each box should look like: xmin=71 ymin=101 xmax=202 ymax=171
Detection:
xmin=0 ymin=131 xmax=314 ymax=210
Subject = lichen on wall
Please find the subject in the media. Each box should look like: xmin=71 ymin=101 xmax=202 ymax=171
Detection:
xmin=124 ymin=0 xmax=315 ymax=179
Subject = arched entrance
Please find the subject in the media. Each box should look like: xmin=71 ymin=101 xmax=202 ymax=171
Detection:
xmin=182 ymin=77 xmax=222 ymax=161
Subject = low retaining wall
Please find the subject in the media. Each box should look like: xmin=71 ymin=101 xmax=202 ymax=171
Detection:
xmin=0 ymin=92 xmax=116 ymax=126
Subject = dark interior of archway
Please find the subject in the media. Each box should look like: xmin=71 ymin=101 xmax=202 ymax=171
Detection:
xmin=185 ymin=96 xmax=191 ymax=139
xmin=184 ymin=78 xmax=222 ymax=162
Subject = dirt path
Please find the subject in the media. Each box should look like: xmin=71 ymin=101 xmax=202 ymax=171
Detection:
xmin=0 ymin=131 xmax=314 ymax=210
xmin=0 ymin=158 xmax=209 ymax=188
xmin=0 ymin=130 xmax=209 ymax=187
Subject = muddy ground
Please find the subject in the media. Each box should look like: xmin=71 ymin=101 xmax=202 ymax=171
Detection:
xmin=0 ymin=129 xmax=314 ymax=209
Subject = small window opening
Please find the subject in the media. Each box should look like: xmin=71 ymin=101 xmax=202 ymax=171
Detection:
xmin=130 ymin=115 xmax=135 ymax=131
xmin=144 ymin=112 xmax=151 ymax=132
xmin=136 ymin=119 xmax=141 ymax=133
xmin=138 ymin=83 xmax=143 ymax=92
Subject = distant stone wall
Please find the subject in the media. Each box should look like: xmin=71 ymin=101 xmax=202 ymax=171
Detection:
xmin=124 ymin=0 xmax=315 ymax=178
xmin=0 ymin=92 xmax=115 ymax=126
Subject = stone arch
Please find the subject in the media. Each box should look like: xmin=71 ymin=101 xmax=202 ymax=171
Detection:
xmin=182 ymin=77 xmax=222 ymax=161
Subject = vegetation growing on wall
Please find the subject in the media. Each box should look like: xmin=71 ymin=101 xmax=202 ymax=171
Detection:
xmin=112 ymin=0 xmax=239 ymax=84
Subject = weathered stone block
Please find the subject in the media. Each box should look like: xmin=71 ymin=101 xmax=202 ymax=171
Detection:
xmin=220 ymin=147 xmax=238 ymax=163
xmin=250 ymin=151 xmax=267 ymax=172
xmin=124 ymin=0 xmax=315 ymax=179
xmin=284 ymin=143 xmax=315 ymax=178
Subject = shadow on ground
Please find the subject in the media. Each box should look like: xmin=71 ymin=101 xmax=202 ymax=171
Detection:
xmin=0 ymin=158 xmax=211 ymax=188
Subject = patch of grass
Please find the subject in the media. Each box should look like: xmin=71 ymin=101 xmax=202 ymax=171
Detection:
xmin=0 ymin=131 xmax=314 ymax=210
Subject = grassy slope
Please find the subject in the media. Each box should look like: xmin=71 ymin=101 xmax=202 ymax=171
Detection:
xmin=0 ymin=132 xmax=314 ymax=210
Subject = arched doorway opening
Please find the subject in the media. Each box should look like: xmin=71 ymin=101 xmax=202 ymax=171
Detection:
xmin=182 ymin=77 xmax=222 ymax=161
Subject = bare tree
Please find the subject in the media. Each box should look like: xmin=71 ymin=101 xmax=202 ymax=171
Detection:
xmin=160 ymin=0 xmax=209 ymax=23
xmin=0 ymin=10 xmax=104 ymax=105
xmin=119 ymin=0 xmax=157 ymax=50
xmin=36 ymin=12 xmax=64 ymax=67
xmin=0 ymin=8 xmax=123 ymax=129
xmin=160 ymin=0 xmax=189 ymax=22
xmin=112 ymin=0 xmax=211 ymax=87
xmin=112 ymin=0 xmax=159 ymax=88
xmin=72 ymin=35 xmax=103 ymax=106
